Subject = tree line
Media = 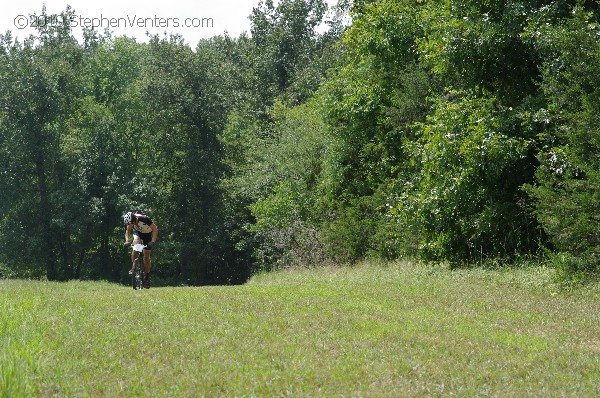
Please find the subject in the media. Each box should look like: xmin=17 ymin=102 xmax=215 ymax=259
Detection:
xmin=0 ymin=0 xmax=598 ymax=285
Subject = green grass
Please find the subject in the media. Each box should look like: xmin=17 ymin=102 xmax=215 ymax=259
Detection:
xmin=2 ymin=261 xmax=599 ymax=397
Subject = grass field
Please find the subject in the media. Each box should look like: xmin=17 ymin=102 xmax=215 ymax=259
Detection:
xmin=1 ymin=261 xmax=599 ymax=397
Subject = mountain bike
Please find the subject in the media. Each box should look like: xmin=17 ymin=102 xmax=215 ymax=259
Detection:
xmin=130 ymin=243 xmax=146 ymax=290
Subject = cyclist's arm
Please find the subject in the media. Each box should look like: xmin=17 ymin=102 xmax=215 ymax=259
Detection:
xmin=125 ymin=224 xmax=133 ymax=243
xmin=150 ymin=223 xmax=158 ymax=243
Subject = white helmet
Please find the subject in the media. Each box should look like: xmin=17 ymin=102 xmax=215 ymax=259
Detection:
xmin=123 ymin=211 xmax=134 ymax=225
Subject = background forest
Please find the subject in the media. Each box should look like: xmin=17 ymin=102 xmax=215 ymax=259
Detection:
xmin=0 ymin=0 xmax=598 ymax=285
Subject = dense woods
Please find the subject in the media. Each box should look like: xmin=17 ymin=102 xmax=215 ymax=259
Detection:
xmin=0 ymin=0 xmax=598 ymax=284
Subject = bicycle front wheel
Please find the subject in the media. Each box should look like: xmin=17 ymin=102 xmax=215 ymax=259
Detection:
xmin=132 ymin=258 xmax=144 ymax=290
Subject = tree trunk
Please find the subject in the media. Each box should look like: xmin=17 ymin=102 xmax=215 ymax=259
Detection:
xmin=60 ymin=228 xmax=74 ymax=279
xmin=35 ymin=152 xmax=56 ymax=280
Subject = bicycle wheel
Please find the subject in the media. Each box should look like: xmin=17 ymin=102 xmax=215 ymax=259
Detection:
xmin=132 ymin=257 xmax=144 ymax=290
xmin=139 ymin=256 xmax=145 ymax=289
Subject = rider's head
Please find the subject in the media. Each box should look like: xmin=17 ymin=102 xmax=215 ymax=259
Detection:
xmin=123 ymin=211 xmax=134 ymax=225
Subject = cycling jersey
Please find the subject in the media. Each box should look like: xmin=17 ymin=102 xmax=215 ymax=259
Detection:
xmin=133 ymin=214 xmax=154 ymax=234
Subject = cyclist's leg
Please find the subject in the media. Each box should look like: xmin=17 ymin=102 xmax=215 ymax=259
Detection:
xmin=143 ymin=248 xmax=151 ymax=275
xmin=141 ymin=232 xmax=152 ymax=275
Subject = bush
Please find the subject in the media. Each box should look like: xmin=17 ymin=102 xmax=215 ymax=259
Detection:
xmin=0 ymin=262 xmax=15 ymax=279
xmin=396 ymin=91 xmax=539 ymax=263
xmin=549 ymin=252 xmax=599 ymax=287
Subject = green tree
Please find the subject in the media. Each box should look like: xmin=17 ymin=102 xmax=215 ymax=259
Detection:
xmin=0 ymin=7 xmax=84 ymax=279
xmin=221 ymin=0 xmax=341 ymax=270
xmin=60 ymin=35 xmax=143 ymax=279
xmin=250 ymin=0 xmax=328 ymax=102
xmin=140 ymin=35 xmax=250 ymax=284
xmin=316 ymin=0 xmax=429 ymax=261
xmin=524 ymin=4 xmax=600 ymax=274
xmin=244 ymin=101 xmax=330 ymax=268
xmin=396 ymin=91 xmax=537 ymax=263
xmin=417 ymin=0 xmax=543 ymax=105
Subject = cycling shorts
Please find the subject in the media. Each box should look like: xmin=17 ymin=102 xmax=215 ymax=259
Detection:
xmin=133 ymin=231 xmax=153 ymax=249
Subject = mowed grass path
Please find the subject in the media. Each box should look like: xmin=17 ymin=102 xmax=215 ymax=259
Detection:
xmin=2 ymin=262 xmax=599 ymax=397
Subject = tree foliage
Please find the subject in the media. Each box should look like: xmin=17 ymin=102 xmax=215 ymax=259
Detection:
xmin=1 ymin=1 xmax=598 ymax=282
xmin=524 ymin=4 xmax=600 ymax=274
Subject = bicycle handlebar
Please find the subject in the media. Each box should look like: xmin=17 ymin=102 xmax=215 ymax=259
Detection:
xmin=125 ymin=242 xmax=153 ymax=251
xmin=131 ymin=243 xmax=146 ymax=252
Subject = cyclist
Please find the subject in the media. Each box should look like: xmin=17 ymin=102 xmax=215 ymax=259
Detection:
xmin=123 ymin=211 xmax=158 ymax=288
